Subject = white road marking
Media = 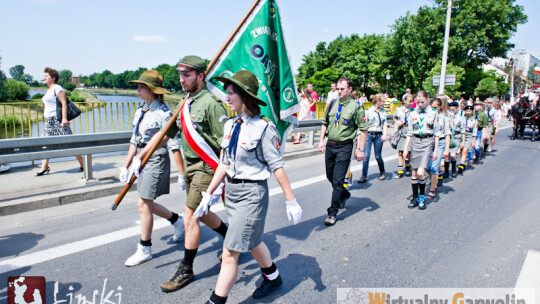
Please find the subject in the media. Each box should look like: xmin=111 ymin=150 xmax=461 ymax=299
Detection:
xmin=0 ymin=126 xmax=514 ymax=274
xmin=514 ymin=250 xmax=540 ymax=304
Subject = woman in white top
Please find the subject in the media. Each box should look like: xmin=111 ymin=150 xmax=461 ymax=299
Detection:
xmin=291 ymin=88 xmax=313 ymax=144
xmin=36 ymin=67 xmax=83 ymax=176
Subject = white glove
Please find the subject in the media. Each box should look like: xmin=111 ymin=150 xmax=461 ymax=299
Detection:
xmin=194 ymin=191 xmax=212 ymax=218
xmin=128 ymin=157 xmax=142 ymax=181
xmin=286 ymin=199 xmax=302 ymax=225
xmin=210 ymin=183 xmax=224 ymax=205
xmin=178 ymin=174 xmax=185 ymax=190
xmin=119 ymin=167 xmax=129 ymax=183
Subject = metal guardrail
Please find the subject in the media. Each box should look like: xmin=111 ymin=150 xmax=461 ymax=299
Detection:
xmin=0 ymin=99 xmax=399 ymax=139
xmin=0 ymin=132 xmax=132 ymax=182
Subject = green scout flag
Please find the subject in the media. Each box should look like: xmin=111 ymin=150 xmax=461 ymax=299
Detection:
xmin=206 ymin=0 xmax=299 ymax=146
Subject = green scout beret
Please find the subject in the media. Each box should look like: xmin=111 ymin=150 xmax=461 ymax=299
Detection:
xmin=177 ymin=55 xmax=207 ymax=73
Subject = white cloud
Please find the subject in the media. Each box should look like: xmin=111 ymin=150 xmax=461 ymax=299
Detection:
xmin=132 ymin=35 xmax=171 ymax=44
xmin=321 ymin=29 xmax=329 ymax=33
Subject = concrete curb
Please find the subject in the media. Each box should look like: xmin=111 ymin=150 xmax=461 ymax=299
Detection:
xmin=0 ymin=148 xmax=319 ymax=217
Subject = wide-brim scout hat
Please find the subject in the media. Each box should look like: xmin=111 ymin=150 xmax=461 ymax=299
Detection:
xmin=212 ymin=70 xmax=267 ymax=106
xmin=177 ymin=55 xmax=207 ymax=73
xmin=128 ymin=70 xmax=170 ymax=95
xmin=473 ymin=101 xmax=485 ymax=106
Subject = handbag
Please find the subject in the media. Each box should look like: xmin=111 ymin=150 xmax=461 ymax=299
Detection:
xmin=449 ymin=134 xmax=457 ymax=149
xmin=389 ymin=127 xmax=401 ymax=149
xmin=55 ymin=89 xmax=81 ymax=121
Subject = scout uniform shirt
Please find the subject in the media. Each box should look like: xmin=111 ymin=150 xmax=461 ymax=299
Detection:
xmin=462 ymin=115 xmax=478 ymax=139
xmin=394 ymin=105 xmax=413 ymax=135
xmin=406 ymin=106 xmax=438 ymax=137
xmin=452 ymin=111 xmax=465 ymax=135
xmin=434 ymin=111 xmax=452 ymax=138
xmin=323 ymin=96 xmax=368 ymax=142
xmin=365 ymin=106 xmax=387 ymax=132
xmin=131 ymin=100 xmax=173 ymax=148
xmin=165 ymin=87 xmax=228 ymax=160
xmin=220 ymin=114 xmax=284 ymax=181
xmin=475 ymin=110 xmax=489 ymax=129
xmin=485 ymin=106 xmax=498 ymax=126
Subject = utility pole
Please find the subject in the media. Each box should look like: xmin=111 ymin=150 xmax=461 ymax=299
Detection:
xmin=509 ymin=56 xmax=515 ymax=104
xmin=438 ymin=0 xmax=453 ymax=95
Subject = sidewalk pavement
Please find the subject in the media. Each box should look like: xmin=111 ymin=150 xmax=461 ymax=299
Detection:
xmin=0 ymin=133 xmax=323 ymax=216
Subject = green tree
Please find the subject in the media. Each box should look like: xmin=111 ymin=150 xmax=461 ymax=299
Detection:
xmin=0 ymin=70 xmax=7 ymax=101
xmin=474 ymin=78 xmax=498 ymax=99
xmin=63 ymin=82 xmax=76 ymax=92
xmin=297 ymin=34 xmax=385 ymax=95
xmin=101 ymin=70 xmax=113 ymax=88
xmin=163 ymin=67 xmax=180 ymax=91
xmin=9 ymin=65 xmax=25 ymax=81
xmin=58 ymin=69 xmax=72 ymax=86
xmin=422 ymin=62 xmax=465 ymax=97
xmin=435 ymin=0 xmax=527 ymax=71
xmin=0 ymin=56 xmax=7 ymax=101
xmin=6 ymin=79 xmax=30 ymax=100
xmin=303 ymin=68 xmax=339 ymax=97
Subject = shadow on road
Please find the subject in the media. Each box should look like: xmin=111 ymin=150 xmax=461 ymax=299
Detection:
xmin=236 ymin=253 xmax=325 ymax=304
xmin=0 ymin=233 xmax=45 ymax=259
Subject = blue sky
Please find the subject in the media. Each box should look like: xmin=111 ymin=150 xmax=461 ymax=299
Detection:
xmin=1 ymin=0 xmax=538 ymax=80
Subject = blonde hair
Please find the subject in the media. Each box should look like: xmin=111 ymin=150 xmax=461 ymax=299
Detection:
xmin=436 ymin=94 xmax=449 ymax=114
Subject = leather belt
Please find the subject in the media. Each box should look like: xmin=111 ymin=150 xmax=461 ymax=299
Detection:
xmin=368 ymin=131 xmax=382 ymax=135
xmin=136 ymin=143 xmax=147 ymax=148
xmin=413 ymin=134 xmax=433 ymax=138
xmin=226 ymin=176 xmax=263 ymax=184
xmin=327 ymin=139 xmax=353 ymax=146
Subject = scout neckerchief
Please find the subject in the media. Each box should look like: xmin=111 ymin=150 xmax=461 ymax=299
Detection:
xmin=375 ymin=107 xmax=382 ymax=129
xmin=334 ymin=103 xmax=343 ymax=127
xmin=135 ymin=106 xmax=149 ymax=137
xmin=180 ymin=95 xmax=219 ymax=170
xmin=404 ymin=107 xmax=409 ymax=126
xmin=228 ymin=118 xmax=243 ymax=159
xmin=487 ymin=107 xmax=493 ymax=122
xmin=417 ymin=107 xmax=427 ymax=137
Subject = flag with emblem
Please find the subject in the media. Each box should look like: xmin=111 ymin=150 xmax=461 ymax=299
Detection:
xmin=206 ymin=0 xmax=299 ymax=148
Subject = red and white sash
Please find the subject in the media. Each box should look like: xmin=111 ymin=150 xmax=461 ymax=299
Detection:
xmin=180 ymin=99 xmax=219 ymax=170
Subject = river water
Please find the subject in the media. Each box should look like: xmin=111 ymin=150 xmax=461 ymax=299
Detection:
xmin=1 ymin=91 xmax=154 ymax=139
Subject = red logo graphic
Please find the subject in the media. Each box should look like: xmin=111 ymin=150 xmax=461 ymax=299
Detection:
xmin=275 ymin=139 xmax=281 ymax=149
xmin=7 ymin=276 xmax=46 ymax=304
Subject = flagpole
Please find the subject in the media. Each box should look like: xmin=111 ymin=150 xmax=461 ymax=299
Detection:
xmin=112 ymin=0 xmax=262 ymax=210
xmin=206 ymin=0 xmax=261 ymax=73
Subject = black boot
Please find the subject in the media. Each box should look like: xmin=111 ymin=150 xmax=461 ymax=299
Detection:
xmin=451 ymin=160 xmax=457 ymax=178
xmin=253 ymin=275 xmax=283 ymax=299
xmin=443 ymin=161 xmax=450 ymax=178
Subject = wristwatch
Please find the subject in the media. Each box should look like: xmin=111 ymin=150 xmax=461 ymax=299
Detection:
xmin=358 ymin=148 xmax=364 ymax=152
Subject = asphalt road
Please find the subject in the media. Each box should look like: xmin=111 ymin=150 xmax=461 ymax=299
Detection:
xmin=1 ymin=122 xmax=539 ymax=304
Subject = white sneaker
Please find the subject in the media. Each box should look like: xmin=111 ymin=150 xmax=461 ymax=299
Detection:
xmin=0 ymin=164 xmax=10 ymax=173
xmin=172 ymin=217 xmax=184 ymax=242
xmin=125 ymin=243 xmax=152 ymax=267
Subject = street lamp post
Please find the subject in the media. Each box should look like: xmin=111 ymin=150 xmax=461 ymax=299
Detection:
xmin=386 ymin=74 xmax=391 ymax=94
xmin=439 ymin=0 xmax=453 ymax=95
